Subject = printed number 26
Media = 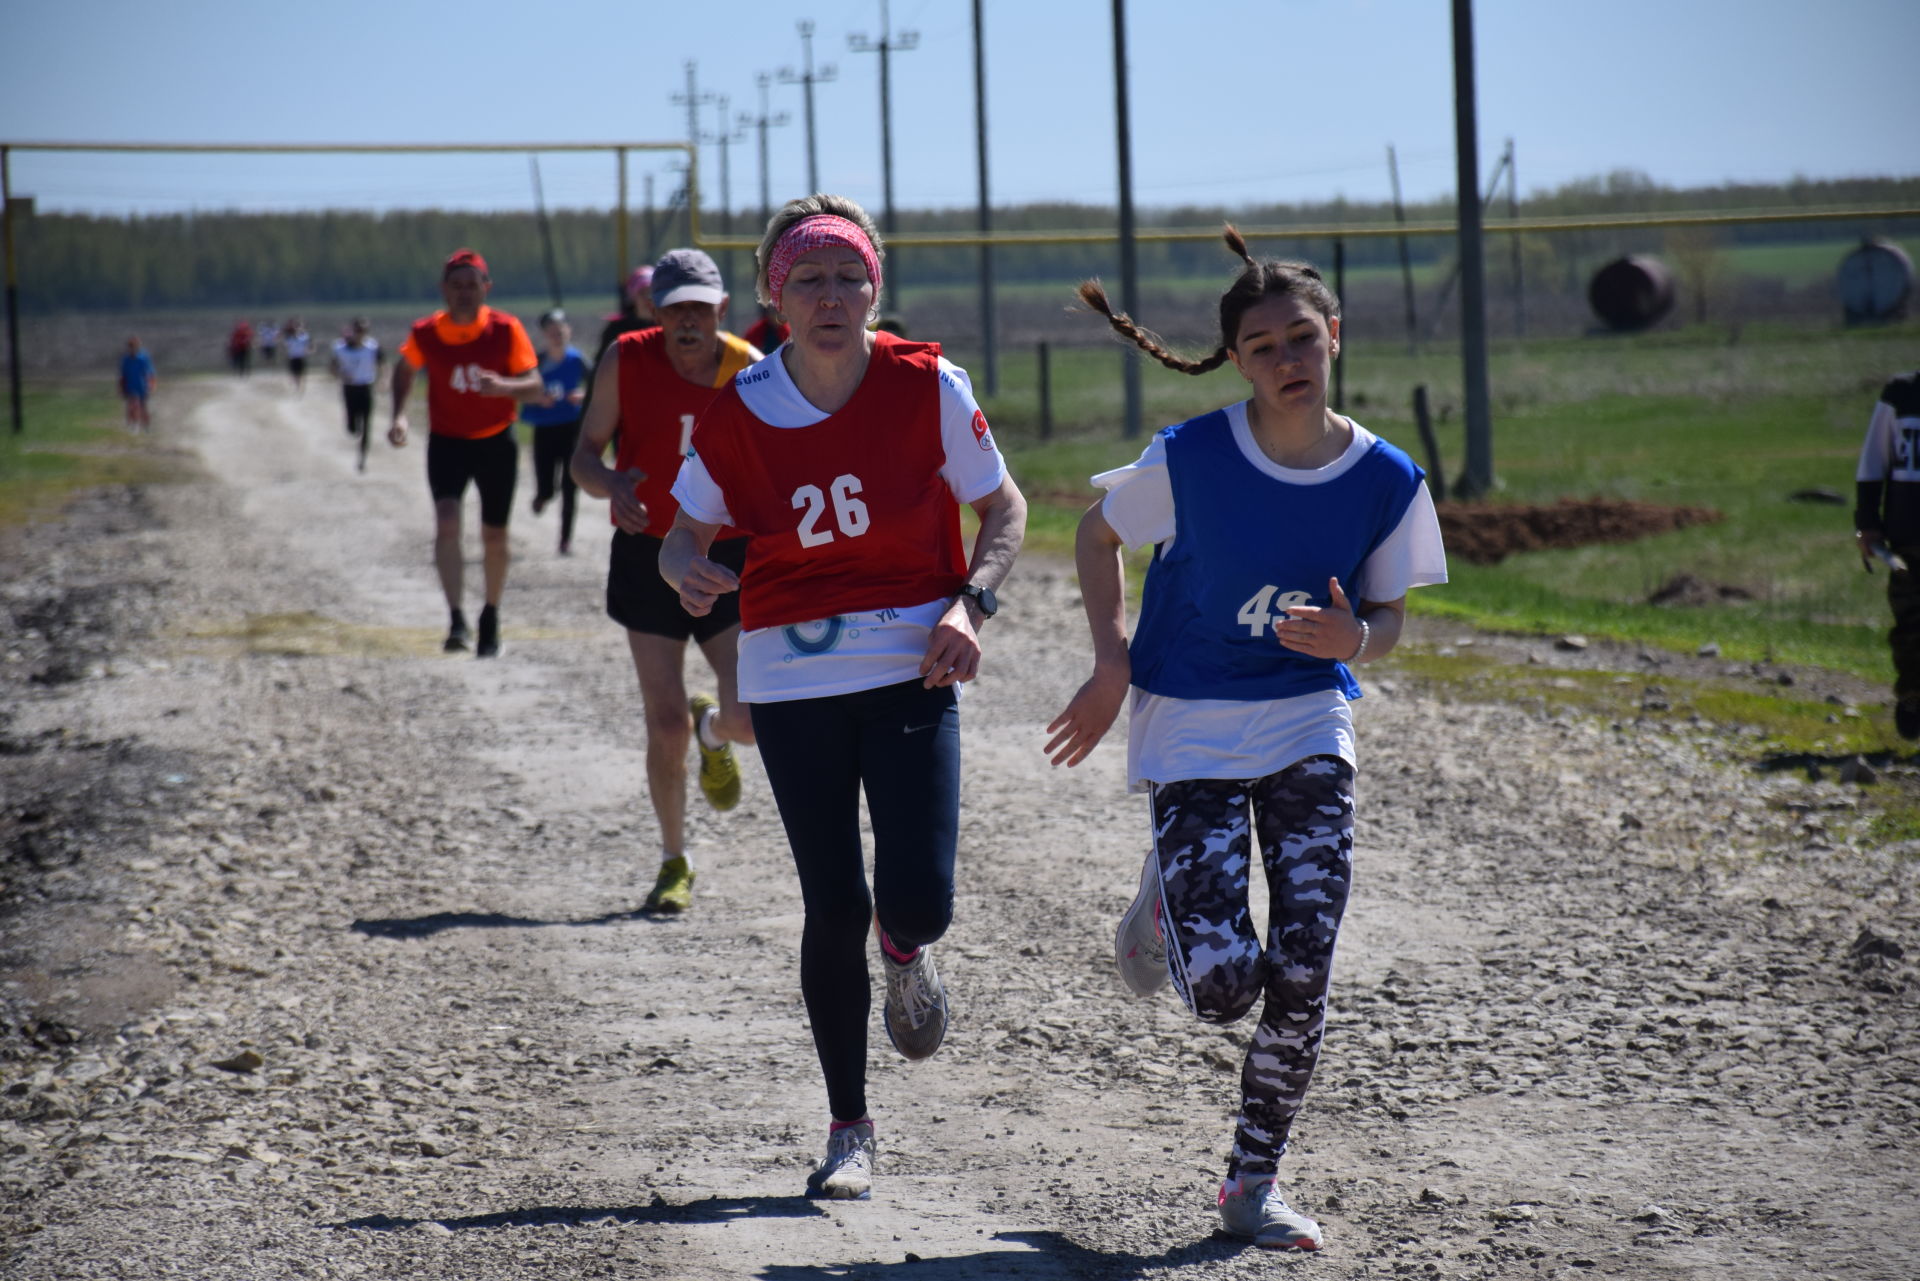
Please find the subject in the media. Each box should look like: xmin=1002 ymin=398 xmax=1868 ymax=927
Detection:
xmin=1237 ymin=585 xmax=1312 ymax=637
xmin=793 ymin=474 xmax=871 ymax=548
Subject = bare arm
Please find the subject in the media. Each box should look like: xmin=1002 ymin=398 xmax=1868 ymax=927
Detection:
xmin=387 ymin=360 xmax=417 ymax=446
xmin=919 ymin=474 xmax=1028 ymax=689
xmin=474 ymin=367 xmax=547 ymax=402
xmin=1275 ymin=578 xmax=1406 ymax=664
xmin=569 ymin=357 xmax=652 ymax=533
xmin=1045 ymin=501 xmax=1133 ymax=766
xmin=659 ymin=509 xmax=736 ymax=616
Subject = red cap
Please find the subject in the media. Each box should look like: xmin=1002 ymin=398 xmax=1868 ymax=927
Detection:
xmin=443 ymin=247 xmax=489 ymax=279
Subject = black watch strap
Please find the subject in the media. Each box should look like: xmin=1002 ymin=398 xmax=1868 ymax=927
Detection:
xmin=959 ymin=583 xmax=998 ymax=618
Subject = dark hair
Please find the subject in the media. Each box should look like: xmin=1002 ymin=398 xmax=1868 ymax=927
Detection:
xmin=538 ymin=308 xmax=568 ymax=329
xmin=1077 ymin=225 xmax=1341 ymax=375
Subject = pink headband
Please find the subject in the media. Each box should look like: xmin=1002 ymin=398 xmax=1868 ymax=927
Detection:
xmin=767 ymin=215 xmax=882 ymax=310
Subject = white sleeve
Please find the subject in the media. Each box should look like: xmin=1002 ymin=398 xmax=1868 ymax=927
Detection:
xmin=1092 ymin=435 xmax=1175 ymax=550
xmin=1354 ymin=480 xmax=1449 ymax=602
xmin=670 ymin=451 xmax=735 ymax=528
xmin=1857 ymin=401 xmax=1899 ymax=482
xmin=936 ymin=358 xmax=1009 ymax=504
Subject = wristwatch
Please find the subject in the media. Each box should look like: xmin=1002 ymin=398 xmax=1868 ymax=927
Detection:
xmin=958 ymin=583 xmax=998 ymax=619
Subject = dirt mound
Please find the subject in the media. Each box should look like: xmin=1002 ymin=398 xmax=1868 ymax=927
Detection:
xmin=1437 ymin=496 xmax=1722 ymax=565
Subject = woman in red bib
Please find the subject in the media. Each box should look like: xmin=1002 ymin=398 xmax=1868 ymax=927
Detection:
xmin=661 ymin=195 xmax=1026 ymax=1201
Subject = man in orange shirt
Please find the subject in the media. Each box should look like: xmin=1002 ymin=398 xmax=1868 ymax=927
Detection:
xmin=388 ymin=248 xmax=543 ymax=657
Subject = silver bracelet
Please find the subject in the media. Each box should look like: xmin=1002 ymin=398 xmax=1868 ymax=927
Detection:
xmin=1347 ymin=618 xmax=1371 ymax=664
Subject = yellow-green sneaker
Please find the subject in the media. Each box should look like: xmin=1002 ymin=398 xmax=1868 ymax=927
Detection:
xmin=644 ymin=855 xmax=696 ymax=913
xmin=690 ymin=693 xmax=742 ymax=811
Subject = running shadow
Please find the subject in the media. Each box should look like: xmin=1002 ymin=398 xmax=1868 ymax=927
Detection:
xmin=326 ymin=1194 xmax=825 ymax=1233
xmin=757 ymin=1230 xmax=1243 ymax=1280
xmin=350 ymin=907 xmax=663 ymax=939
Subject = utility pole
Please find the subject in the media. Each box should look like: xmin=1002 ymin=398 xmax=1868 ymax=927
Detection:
xmin=1451 ymin=0 xmax=1494 ymax=497
xmin=849 ymin=0 xmax=918 ymax=303
xmin=1111 ymin=0 xmax=1142 ymax=439
xmin=779 ymin=21 xmax=837 ymax=196
xmin=668 ymin=61 xmax=714 ymax=249
xmin=745 ymin=72 xmax=791 ymax=226
xmin=703 ymin=94 xmax=747 ymax=295
xmin=1506 ymin=137 xmax=1525 ymax=338
xmin=1387 ymin=143 xmax=1419 ymax=355
xmin=971 ymin=0 xmax=997 ymax=394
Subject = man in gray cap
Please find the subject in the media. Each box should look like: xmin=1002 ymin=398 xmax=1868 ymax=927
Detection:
xmin=571 ymin=249 xmax=764 ymax=913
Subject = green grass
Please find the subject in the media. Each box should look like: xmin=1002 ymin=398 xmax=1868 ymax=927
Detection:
xmin=0 ymin=385 xmax=176 ymax=525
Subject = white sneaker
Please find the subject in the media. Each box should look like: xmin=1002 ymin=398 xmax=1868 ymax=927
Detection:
xmin=1114 ymin=849 xmax=1169 ymax=996
xmin=806 ymin=1121 xmax=875 ymax=1200
xmin=1219 ymin=1176 xmax=1323 ymax=1250
xmin=882 ymin=945 xmax=949 ymax=1060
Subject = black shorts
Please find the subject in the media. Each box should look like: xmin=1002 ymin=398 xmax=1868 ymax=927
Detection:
xmin=288 ymin=356 xmax=308 ymax=376
xmin=607 ymin=531 xmax=747 ymax=643
xmin=426 ymin=431 xmax=518 ymax=527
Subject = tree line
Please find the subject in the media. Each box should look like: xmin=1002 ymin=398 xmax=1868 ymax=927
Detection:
xmin=13 ymin=173 xmax=1918 ymax=313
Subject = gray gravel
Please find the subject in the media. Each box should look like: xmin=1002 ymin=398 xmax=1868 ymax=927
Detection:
xmin=2 ymin=376 xmax=1916 ymax=1280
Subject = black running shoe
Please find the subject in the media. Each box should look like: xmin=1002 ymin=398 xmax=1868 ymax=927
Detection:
xmin=443 ymin=610 xmax=470 ymax=653
xmin=475 ymin=605 xmax=500 ymax=659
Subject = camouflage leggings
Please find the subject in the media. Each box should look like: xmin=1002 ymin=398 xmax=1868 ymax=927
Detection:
xmin=1150 ymin=755 xmax=1355 ymax=1181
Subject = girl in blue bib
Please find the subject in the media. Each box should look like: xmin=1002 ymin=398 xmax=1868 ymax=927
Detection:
xmin=1047 ymin=227 xmax=1447 ymax=1251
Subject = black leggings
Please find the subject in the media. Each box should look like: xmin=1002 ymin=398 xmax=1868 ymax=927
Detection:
xmin=343 ymin=384 xmax=373 ymax=463
xmin=532 ymin=420 xmax=581 ymax=546
xmin=751 ymin=678 xmax=961 ymax=1123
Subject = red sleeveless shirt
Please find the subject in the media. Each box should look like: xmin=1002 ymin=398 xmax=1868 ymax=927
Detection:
xmin=612 ymin=328 xmax=755 ymax=535
xmin=689 ymin=334 xmax=968 ymax=630
xmin=405 ymin=308 xmax=533 ymax=440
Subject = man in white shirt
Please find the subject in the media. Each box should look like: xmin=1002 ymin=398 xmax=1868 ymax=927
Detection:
xmin=330 ymin=318 xmax=384 ymax=473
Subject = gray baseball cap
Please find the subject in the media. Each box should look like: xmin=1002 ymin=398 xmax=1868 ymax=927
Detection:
xmin=651 ymin=248 xmax=726 ymax=309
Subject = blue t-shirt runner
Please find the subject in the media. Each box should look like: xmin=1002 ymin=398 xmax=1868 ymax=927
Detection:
xmin=521 ymin=346 xmax=589 ymax=427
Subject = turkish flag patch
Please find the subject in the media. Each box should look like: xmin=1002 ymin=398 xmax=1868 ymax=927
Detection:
xmin=971 ymin=409 xmax=996 ymax=453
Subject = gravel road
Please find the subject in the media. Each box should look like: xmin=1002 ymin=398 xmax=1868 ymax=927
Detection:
xmin=2 ymin=376 xmax=1916 ymax=1280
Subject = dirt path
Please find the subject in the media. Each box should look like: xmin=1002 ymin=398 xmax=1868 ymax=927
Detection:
xmin=3 ymin=377 xmax=1917 ymax=1280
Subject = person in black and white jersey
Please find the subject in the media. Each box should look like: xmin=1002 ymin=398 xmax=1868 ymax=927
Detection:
xmin=1855 ymin=370 xmax=1920 ymax=737
xmin=331 ymin=317 xmax=383 ymax=473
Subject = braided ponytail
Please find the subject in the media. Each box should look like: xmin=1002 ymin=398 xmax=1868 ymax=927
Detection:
xmin=1075 ymin=279 xmax=1231 ymax=376
xmin=1076 ymin=223 xmax=1341 ymax=370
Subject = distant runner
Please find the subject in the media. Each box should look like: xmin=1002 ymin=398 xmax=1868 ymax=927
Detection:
xmin=119 ymin=336 xmax=155 ymax=432
xmin=226 ymin=320 xmax=253 ymax=376
xmin=284 ymin=319 xmax=313 ymax=394
xmin=521 ymin=308 xmax=590 ymax=556
xmin=1854 ymin=370 xmax=1920 ymax=738
xmin=331 ymin=317 xmax=383 ymax=472
xmin=388 ymin=248 xmax=543 ymax=658
xmin=571 ymin=249 xmax=760 ymax=914
xmin=258 ymin=320 xmax=279 ymax=367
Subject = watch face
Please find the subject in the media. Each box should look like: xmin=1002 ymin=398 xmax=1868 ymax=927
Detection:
xmin=970 ymin=585 xmax=998 ymax=616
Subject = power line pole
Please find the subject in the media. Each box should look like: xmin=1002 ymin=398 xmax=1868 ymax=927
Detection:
xmin=1451 ymin=0 xmax=1494 ymax=497
xmin=779 ymin=21 xmax=837 ymax=195
xmin=849 ymin=0 xmax=918 ymax=303
xmin=745 ymin=72 xmax=791 ymax=226
xmin=1111 ymin=0 xmax=1142 ymax=439
xmin=1506 ymin=137 xmax=1525 ymax=338
xmin=703 ymin=95 xmax=747 ymax=296
xmin=670 ymin=61 xmax=713 ymax=224
xmin=1387 ymin=143 xmax=1419 ymax=355
xmin=971 ymin=0 xmax=997 ymax=394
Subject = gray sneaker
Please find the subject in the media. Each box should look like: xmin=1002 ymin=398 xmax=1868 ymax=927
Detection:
xmin=882 ymin=945 xmax=949 ymax=1061
xmin=1219 ymin=1176 xmax=1323 ymax=1250
xmin=1114 ymin=849 xmax=1169 ymax=996
xmin=806 ymin=1121 xmax=875 ymax=1200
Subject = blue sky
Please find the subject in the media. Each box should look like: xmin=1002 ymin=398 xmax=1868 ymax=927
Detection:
xmin=2 ymin=0 xmax=1913 ymax=217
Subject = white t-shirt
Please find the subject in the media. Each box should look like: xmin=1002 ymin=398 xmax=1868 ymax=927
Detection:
xmin=672 ymin=347 xmax=1007 ymax=703
xmin=331 ymin=338 xmax=380 ymax=385
xmin=285 ymin=330 xmax=312 ymax=360
xmin=1096 ymin=403 xmax=1448 ymax=791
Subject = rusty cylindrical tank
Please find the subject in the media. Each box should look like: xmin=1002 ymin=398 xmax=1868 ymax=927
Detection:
xmin=1588 ymin=255 xmax=1676 ymax=332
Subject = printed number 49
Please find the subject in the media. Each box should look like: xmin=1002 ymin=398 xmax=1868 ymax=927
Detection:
xmin=448 ymin=363 xmax=489 ymax=393
xmin=793 ymin=474 xmax=870 ymax=547
xmin=1237 ymin=584 xmax=1312 ymax=637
